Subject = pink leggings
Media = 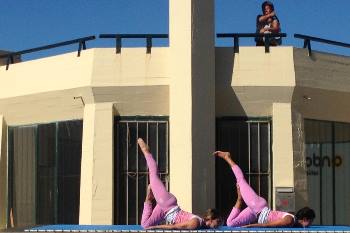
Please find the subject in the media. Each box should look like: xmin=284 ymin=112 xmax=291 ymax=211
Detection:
xmin=226 ymin=165 xmax=268 ymax=227
xmin=141 ymin=152 xmax=177 ymax=228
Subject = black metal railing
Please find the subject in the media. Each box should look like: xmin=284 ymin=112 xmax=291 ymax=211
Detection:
xmin=1 ymin=33 xmax=349 ymax=71
xmin=99 ymin=34 xmax=168 ymax=54
xmin=0 ymin=36 xmax=96 ymax=70
xmin=217 ymin=33 xmax=287 ymax=53
xmin=294 ymin=34 xmax=350 ymax=56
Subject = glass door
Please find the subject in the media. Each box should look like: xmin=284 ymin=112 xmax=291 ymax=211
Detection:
xmin=305 ymin=120 xmax=350 ymax=225
xmin=8 ymin=120 xmax=82 ymax=228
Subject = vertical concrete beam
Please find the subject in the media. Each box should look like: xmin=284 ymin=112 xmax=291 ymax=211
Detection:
xmin=0 ymin=115 xmax=7 ymax=228
xmin=272 ymin=103 xmax=294 ymax=208
xmin=292 ymin=111 xmax=308 ymax=210
xmin=169 ymin=0 xmax=215 ymax=213
xmin=79 ymin=103 xmax=114 ymax=224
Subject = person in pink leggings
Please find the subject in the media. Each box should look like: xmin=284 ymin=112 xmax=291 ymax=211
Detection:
xmin=214 ymin=151 xmax=315 ymax=228
xmin=138 ymin=138 xmax=222 ymax=230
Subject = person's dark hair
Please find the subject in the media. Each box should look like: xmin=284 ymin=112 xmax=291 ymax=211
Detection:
xmin=203 ymin=208 xmax=222 ymax=222
xmin=261 ymin=1 xmax=274 ymax=12
xmin=295 ymin=206 xmax=316 ymax=221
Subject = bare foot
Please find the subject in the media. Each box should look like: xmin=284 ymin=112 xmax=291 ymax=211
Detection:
xmin=138 ymin=138 xmax=150 ymax=155
xmin=213 ymin=151 xmax=236 ymax=167
xmin=213 ymin=151 xmax=231 ymax=160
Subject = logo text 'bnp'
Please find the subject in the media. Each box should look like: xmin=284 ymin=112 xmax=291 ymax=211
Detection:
xmin=306 ymin=153 xmax=342 ymax=176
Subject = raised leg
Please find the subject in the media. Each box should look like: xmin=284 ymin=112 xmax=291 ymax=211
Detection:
xmin=141 ymin=203 xmax=165 ymax=228
xmin=231 ymin=165 xmax=267 ymax=215
xmin=214 ymin=151 xmax=267 ymax=215
xmin=226 ymin=207 xmax=257 ymax=227
xmin=138 ymin=138 xmax=177 ymax=212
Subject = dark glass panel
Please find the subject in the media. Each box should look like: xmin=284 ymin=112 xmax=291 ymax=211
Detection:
xmin=215 ymin=121 xmax=235 ymax=218
xmin=56 ymin=177 xmax=80 ymax=223
xmin=57 ymin=120 xmax=82 ymax=224
xmin=147 ymin=123 xmax=158 ymax=171
xmin=260 ymin=175 xmax=269 ymax=203
xmin=37 ymin=124 xmax=56 ymax=167
xmin=334 ymin=122 xmax=350 ymax=225
xmin=249 ymin=175 xmax=259 ymax=196
xmin=320 ymin=142 xmax=333 ymax=225
xmin=37 ymin=123 xmax=56 ymax=225
xmin=127 ymin=123 xmax=137 ymax=172
xmin=11 ymin=126 xmax=36 ymax=227
xmin=114 ymin=121 xmax=128 ymax=224
xmin=305 ymin=120 xmax=332 ymax=144
xmin=127 ymin=174 xmax=137 ymax=224
xmin=249 ymin=123 xmax=259 ymax=173
xmin=137 ymin=122 xmax=148 ymax=173
xmin=158 ymin=123 xmax=168 ymax=173
xmin=147 ymin=123 xmax=157 ymax=153
xmin=117 ymin=123 xmax=128 ymax=172
xmin=238 ymin=122 xmax=249 ymax=172
xmin=137 ymin=174 xmax=148 ymax=224
xmin=260 ymin=123 xmax=269 ymax=173
xmin=116 ymin=173 xmax=127 ymax=224
xmin=305 ymin=120 xmax=332 ymax=225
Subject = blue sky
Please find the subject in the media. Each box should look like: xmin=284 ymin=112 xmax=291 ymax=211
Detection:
xmin=1 ymin=0 xmax=350 ymax=60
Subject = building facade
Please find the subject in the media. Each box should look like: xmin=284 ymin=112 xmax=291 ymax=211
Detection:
xmin=0 ymin=0 xmax=350 ymax=229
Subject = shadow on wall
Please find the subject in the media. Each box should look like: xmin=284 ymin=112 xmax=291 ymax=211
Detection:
xmin=215 ymin=47 xmax=247 ymax=117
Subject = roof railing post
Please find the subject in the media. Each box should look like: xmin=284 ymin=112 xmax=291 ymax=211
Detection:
xmin=77 ymin=42 xmax=82 ymax=57
xmin=116 ymin=36 xmax=122 ymax=54
xmin=6 ymin=55 xmax=14 ymax=70
xmin=234 ymin=35 xmax=239 ymax=53
xmin=77 ymin=41 xmax=87 ymax=57
xmin=146 ymin=36 xmax=152 ymax=54
xmin=99 ymin=34 xmax=168 ymax=54
xmin=302 ymin=38 xmax=312 ymax=56
xmin=217 ymin=33 xmax=286 ymax=54
xmin=82 ymin=41 xmax=87 ymax=50
xmin=302 ymin=39 xmax=308 ymax=49
xmin=264 ymin=35 xmax=270 ymax=53
xmin=306 ymin=39 xmax=312 ymax=56
xmin=0 ymin=35 xmax=96 ymax=70
xmin=293 ymin=34 xmax=350 ymax=57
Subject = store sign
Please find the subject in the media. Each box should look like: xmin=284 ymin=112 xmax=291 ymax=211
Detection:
xmin=306 ymin=153 xmax=342 ymax=176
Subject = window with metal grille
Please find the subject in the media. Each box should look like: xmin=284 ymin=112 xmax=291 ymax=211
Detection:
xmin=215 ymin=118 xmax=271 ymax=220
xmin=114 ymin=117 xmax=169 ymax=224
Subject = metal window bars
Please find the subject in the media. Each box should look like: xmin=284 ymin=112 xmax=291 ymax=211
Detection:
xmin=99 ymin=34 xmax=168 ymax=54
xmin=216 ymin=118 xmax=272 ymax=213
xmin=294 ymin=34 xmax=350 ymax=57
xmin=246 ymin=121 xmax=271 ymax=205
xmin=217 ymin=33 xmax=287 ymax=53
xmin=0 ymin=36 xmax=96 ymax=70
xmin=116 ymin=119 xmax=169 ymax=224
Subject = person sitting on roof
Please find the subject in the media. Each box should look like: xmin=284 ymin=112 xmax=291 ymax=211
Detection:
xmin=255 ymin=1 xmax=282 ymax=46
